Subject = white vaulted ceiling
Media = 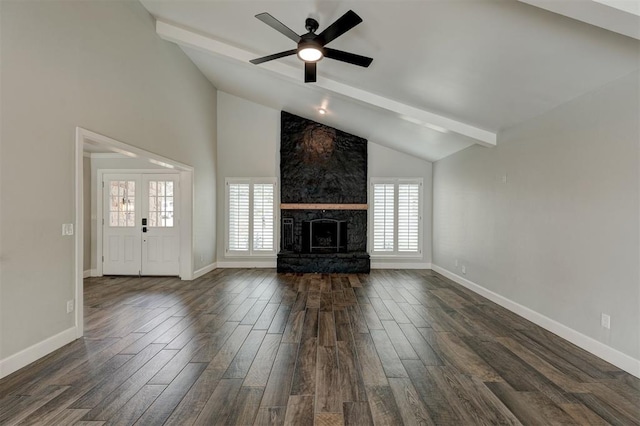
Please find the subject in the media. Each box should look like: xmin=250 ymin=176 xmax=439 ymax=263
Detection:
xmin=139 ymin=0 xmax=640 ymax=161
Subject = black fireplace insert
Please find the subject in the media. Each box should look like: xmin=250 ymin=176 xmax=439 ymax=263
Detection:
xmin=302 ymin=219 xmax=347 ymax=253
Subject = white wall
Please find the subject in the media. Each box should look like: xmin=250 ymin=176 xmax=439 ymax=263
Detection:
xmin=368 ymin=143 xmax=433 ymax=267
xmin=216 ymin=92 xmax=280 ymax=265
xmin=216 ymin=91 xmax=433 ymax=267
xmin=0 ymin=1 xmax=217 ymax=368
xmin=433 ymin=71 xmax=640 ymax=369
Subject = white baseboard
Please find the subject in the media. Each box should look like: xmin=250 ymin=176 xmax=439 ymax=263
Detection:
xmin=0 ymin=326 xmax=78 ymax=379
xmin=193 ymin=262 xmax=217 ymax=279
xmin=430 ymin=264 xmax=640 ymax=379
xmin=217 ymin=260 xmax=277 ymax=268
xmin=84 ymin=269 xmax=99 ymax=278
xmin=372 ymin=262 xmax=432 ymax=270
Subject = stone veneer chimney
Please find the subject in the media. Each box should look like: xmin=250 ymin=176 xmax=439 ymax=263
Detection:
xmin=277 ymin=111 xmax=370 ymax=273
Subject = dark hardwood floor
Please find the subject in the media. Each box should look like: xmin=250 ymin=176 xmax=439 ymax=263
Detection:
xmin=1 ymin=269 xmax=638 ymax=425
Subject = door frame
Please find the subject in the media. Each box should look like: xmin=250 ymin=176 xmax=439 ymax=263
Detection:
xmin=75 ymin=127 xmax=194 ymax=337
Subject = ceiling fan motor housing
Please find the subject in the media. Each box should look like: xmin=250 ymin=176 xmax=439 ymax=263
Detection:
xmin=298 ymin=35 xmax=324 ymax=62
xmin=305 ymin=18 xmax=319 ymax=33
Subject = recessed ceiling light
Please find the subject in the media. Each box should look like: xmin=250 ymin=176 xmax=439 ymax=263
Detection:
xmin=318 ymin=108 xmax=326 ymax=115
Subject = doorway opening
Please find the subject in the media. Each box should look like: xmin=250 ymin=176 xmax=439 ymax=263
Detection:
xmin=75 ymin=127 xmax=194 ymax=337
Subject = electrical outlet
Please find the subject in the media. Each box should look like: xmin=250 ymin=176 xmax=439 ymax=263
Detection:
xmin=455 ymin=259 xmax=459 ymax=267
xmin=66 ymin=299 xmax=74 ymax=314
xmin=461 ymin=265 xmax=466 ymax=275
xmin=601 ymin=313 xmax=610 ymax=329
xmin=501 ymin=174 xmax=508 ymax=183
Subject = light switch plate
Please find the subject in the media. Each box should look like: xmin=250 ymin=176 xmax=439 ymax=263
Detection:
xmin=601 ymin=313 xmax=610 ymax=329
xmin=62 ymin=223 xmax=74 ymax=236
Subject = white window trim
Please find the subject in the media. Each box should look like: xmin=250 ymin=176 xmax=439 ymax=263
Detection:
xmin=369 ymin=177 xmax=423 ymax=258
xmin=225 ymin=177 xmax=278 ymax=257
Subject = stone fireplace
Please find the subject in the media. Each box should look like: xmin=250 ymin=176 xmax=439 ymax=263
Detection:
xmin=277 ymin=111 xmax=370 ymax=273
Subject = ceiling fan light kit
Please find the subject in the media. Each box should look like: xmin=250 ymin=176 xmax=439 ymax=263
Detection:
xmin=297 ymin=46 xmax=323 ymax=62
xmin=250 ymin=10 xmax=373 ymax=83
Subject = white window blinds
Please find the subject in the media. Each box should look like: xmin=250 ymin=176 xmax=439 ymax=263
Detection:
xmin=228 ymin=183 xmax=250 ymax=251
xmin=373 ymin=183 xmax=395 ymax=252
xmin=253 ymin=183 xmax=275 ymax=251
xmin=227 ymin=179 xmax=276 ymax=255
xmin=371 ymin=179 xmax=422 ymax=256
xmin=397 ymin=183 xmax=420 ymax=252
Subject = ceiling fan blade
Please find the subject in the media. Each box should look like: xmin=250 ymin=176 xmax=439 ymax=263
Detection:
xmin=250 ymin=49 xmax=297 ymax=65
xmin=317 ymin=10 xmax=362 ymax=46
xmin=255 ymin=13 xmax=301 ymax=43
xmin=324 ymin=48 xmax=373 ymax=67
xmin=304 ymin=62 xmax=317 ymax=83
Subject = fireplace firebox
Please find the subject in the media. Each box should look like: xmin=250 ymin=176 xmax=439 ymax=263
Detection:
xmin=302 ymin=219 xmax=347 ymax=253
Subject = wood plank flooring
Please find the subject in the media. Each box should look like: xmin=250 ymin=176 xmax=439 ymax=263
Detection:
xmin=1 ymin=269 xmax=638 ymax=425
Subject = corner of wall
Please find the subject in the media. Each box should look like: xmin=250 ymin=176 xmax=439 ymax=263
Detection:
xmin=193 ymin=262 xmax=217 ymax=279
xmin=430 ymin=264 xmax=640 ymax=379
xmin=0 ymin=327 xmax=78 ymax=380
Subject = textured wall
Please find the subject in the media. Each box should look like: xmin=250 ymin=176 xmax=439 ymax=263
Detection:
xmin=281 ymin=111 xmax=367 ymax=204
xmin=280 ymin=112 xmax=367 ymax=254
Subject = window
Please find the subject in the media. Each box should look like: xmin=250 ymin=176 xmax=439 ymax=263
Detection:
xmin=373 ymin=184 xmax=394 ymax=252
xmin=148 ymin=180 xmax=174 ymax=227
xmin=228 ymin=182 xmax=250 ymax=251
xmin=253 ymin=183 xmax=275 ymax=251
xmin=108 ymin=180 xmax=136 ymax=227
xmin=397 ymin=183 xmax=420 ymax=252
xmin=370 ymin=179 xmax=422 ymax=256
xmin=226 ymin=178 xmax=277 ymax=255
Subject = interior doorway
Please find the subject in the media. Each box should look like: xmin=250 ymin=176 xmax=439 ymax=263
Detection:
xmin=75 ymin=127 xmax=194 ymax=337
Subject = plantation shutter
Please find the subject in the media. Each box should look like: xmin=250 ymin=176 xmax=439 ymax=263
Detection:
xmin=228 ymin=183 xmax=250 ymax=251
xmin=373 ymin=183 xmax=395 ymax=252
xmin=253 ymin=183 xmax=275 ymax=251
xmin=398 ymin=183 xmax=420 ymax=252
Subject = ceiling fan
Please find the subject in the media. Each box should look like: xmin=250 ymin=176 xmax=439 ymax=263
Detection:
xmin=250 ymin=10 xmax=373 ymax=83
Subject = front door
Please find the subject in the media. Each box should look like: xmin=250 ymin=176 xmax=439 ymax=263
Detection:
xmin=102 ymin=173 xmax=179 ymax=276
